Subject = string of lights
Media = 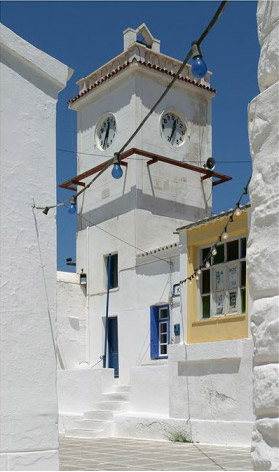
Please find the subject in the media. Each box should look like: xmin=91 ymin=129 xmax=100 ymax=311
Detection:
xmin=180 ymin=175 xmax=251 ymax=286
xmin=33 ymin=1 xmax=230 ymax=216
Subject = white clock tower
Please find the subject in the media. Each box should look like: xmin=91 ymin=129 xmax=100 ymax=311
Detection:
xmin=65 ymin=24 xmax=218 ymax=381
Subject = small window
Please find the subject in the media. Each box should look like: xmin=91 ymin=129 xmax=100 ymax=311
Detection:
xmin=150 ymin=305 xmax=169 ymax=359
xmin=105 ymin=253 xmax=118 ymax=289
xmin=227 ymin=240 xmax=239 ymax=261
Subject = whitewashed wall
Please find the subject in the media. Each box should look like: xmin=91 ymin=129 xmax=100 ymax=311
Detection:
xmin=248 ymin=2 xmax=279 ymax=470
xmin=57 ymin=272 xmax=87 ymax=369
xmin=0 ymin=24 xmax=72 ymax=471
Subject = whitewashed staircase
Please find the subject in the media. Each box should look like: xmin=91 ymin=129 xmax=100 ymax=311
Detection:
xmin=63 ymin=384 xmax=131 ymax=439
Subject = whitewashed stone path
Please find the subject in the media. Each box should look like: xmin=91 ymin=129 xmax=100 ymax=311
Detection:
xmin=59 ymin=437 xmax=252 ymax=471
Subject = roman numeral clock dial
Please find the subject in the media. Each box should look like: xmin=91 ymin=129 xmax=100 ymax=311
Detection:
xmin=160 ymin=112 xmax=186 ymax=147
xmin=96 ymin=115 xmax=116 ymax=150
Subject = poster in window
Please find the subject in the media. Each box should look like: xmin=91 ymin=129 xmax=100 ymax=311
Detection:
xmin=216 ymin=293 xmax=224 ymax=315
xmin=229 ymin=291 xmax=237 ymax=312
xmin=228 ymin=266 xmax=238 ymax=289
xmin=215 ymin=269 xmax=224 ymax=291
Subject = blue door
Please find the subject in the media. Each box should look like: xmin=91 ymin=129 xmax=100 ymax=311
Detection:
xmin=108 ymin=317 xmax=119 ymax=377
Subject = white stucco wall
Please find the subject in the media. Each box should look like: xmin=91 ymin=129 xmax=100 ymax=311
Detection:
xmin=0 ymin=24 xmax=72 ymax=471
xmin=57 ymin=271 xmax=87 ymax=369
xmin=248 ymin=2 xmax=279 ymax=470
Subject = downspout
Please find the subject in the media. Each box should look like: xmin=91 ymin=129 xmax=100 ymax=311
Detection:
xmin=86 ymin=226 xmax=90 ymax=364
xmin=103 ymin=253 xmax=111 ymax=368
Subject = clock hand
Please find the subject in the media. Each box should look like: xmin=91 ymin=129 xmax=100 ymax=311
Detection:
xmin=104 ymin=122 xmax=110 ymax=149
xmin=170 ymin=120 xmax=177 ymax=143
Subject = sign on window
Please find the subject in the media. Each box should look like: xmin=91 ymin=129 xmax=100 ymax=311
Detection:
xmin=215 ymin=269 xmax=224 ymax=291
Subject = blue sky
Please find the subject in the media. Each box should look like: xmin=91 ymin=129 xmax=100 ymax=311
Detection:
xmin=1 ymin=1 xmax=260 ymax=272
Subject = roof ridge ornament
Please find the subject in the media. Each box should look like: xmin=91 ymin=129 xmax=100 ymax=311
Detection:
xmin=123 ymin=24 xmax=160 ymax=52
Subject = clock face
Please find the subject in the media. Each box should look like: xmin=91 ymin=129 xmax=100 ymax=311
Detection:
xmin=96 ymin=115 xmax=116 ymax=150
xmin=161 ymin=112 xmax=186 ymax=147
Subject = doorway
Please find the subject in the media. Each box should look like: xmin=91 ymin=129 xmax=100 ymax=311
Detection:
xmin=108 ymin=317 xmax=119 ymax=377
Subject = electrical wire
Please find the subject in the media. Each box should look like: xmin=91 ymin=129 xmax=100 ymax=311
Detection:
xmin=57 ymin=148 xmax=250 ymax=163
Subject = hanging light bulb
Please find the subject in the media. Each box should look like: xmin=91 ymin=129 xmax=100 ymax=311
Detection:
xmin=68 ymin=197 xmax=77 ymax=215
xmin=191 ymin=42 xmax=208 ymax=79
xmin=235 ymin=204 xmax=241 ymax=217
xmin=111 ymin=153 xmax=123 ymax=179
xmin=197 ymin=267 xmax=202 ymax=275
xmin=205 ymin=261 xmax=210 ymax=269
xmin=195 ymin=272 xmax=199 ymax=281
xmin=189 ymin=277 xmax=192 ymax=284
xmin=222 ymin=228 xmax=229 ymax=240
xmin=212 ymin=246 xmax=217 ymax=256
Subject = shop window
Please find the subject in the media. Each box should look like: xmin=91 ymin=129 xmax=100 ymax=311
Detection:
xmin=199 ymin=237 xmax=247 ymax=318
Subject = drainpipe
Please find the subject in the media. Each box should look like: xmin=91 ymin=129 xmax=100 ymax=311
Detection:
xmin=103 ymin=253 xmax=111 ymax=368
xmin=86 ymin=226 xmax=90 ymax=364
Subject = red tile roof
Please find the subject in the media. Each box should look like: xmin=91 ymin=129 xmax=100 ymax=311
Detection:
xmin=68 ymin=60 xmax=216 ymax=105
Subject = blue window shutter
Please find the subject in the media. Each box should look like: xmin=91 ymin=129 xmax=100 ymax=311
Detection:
xmin=150 ymin=306 xmax=159 ymax=359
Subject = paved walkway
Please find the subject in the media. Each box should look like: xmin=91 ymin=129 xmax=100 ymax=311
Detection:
xmin=59 ymin=437 xmax=253 ymax=471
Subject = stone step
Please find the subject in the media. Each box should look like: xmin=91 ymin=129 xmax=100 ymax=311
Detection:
xmin=112 ymin=385 xmax=131 ymax=393
xmin=83 ymin=410 xmax=114 ymax=421
xmin=64 ymin=428 xmax=111 ymax=439
xmin=71 ymin=419 xmax=113 ymax=431
xmin=102 ymin=392 xmax=130 ymax=402
xmin=92 ymin=401 xmax=131 ymax=411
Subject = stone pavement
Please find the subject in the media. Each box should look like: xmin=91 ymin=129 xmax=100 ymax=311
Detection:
xmin=59 ymin=437 xmax=253 ymax=470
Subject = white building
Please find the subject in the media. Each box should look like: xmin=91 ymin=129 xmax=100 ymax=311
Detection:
xmin=0 ymin=24 xmax=72 ymax=470
xmin=58 ymin=24 xmax=220 ymax=381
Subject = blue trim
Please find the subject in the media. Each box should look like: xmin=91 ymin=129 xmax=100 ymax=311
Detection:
xmin=150 ymin=304 xmax=170 ymax=359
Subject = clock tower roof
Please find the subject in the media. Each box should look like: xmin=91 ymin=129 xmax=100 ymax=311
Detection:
xmin=68 ymin=25 xmax=216 ymax=107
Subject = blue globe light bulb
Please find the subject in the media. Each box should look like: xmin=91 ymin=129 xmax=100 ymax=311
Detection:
xmin=68 ymin=202 xmax=76 ymax=214
xmin=111 ymin=163 xmax=123 ymax=179
xmin=191 ymin=55 xmax=208 ymax=79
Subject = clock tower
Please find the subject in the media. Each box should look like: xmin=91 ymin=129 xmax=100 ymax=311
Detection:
xmin=65 ymin=24 xmax=219 ymax=378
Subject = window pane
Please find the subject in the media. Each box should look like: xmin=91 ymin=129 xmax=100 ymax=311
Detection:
xmin=160 ymin=333 xmax=167 ymax=344
xmin=227 ymin=240 xmax=239 ymax=261
xmin=159 ymin=322 xmax=167 ymax=334
xmin=202 ymin=247 xmax=211 ymax=264
xmin=213 ymin=244 xmax=224 ymax=265
xmin=202 ymin=270 xmax=210 ymax=294
xmin=216 ymin=292 xmax=225 ymax=315
xmin=215 ymin=269 xmax=225 ymax=291
xmin=229 ymin=290 xmax=237 ymax=313
xmin=241 ymin=288 xmax=246 ymax=313
xmin=241 ymin=261 xmax=246 ymax=287
xmin=228 ymin=266 xmax=238 ymax=289
xmin=159 ymin=308 xmax=168 ymax=319
xmin=202 ymin=295 xmax=210 ymax=318
xmin=240 ymin=238 xmax=246 ymax=258
xmin=160 ymin=345 xmax=167 ymax=355
xmin=107 ymin=254 xmax=118 ymax=289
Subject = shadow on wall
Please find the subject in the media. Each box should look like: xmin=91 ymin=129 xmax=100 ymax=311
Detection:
xmin=178 ymin=358 xmax=241 ymax=376
xmin=136 ymin=253 xmax=179 ymax=277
